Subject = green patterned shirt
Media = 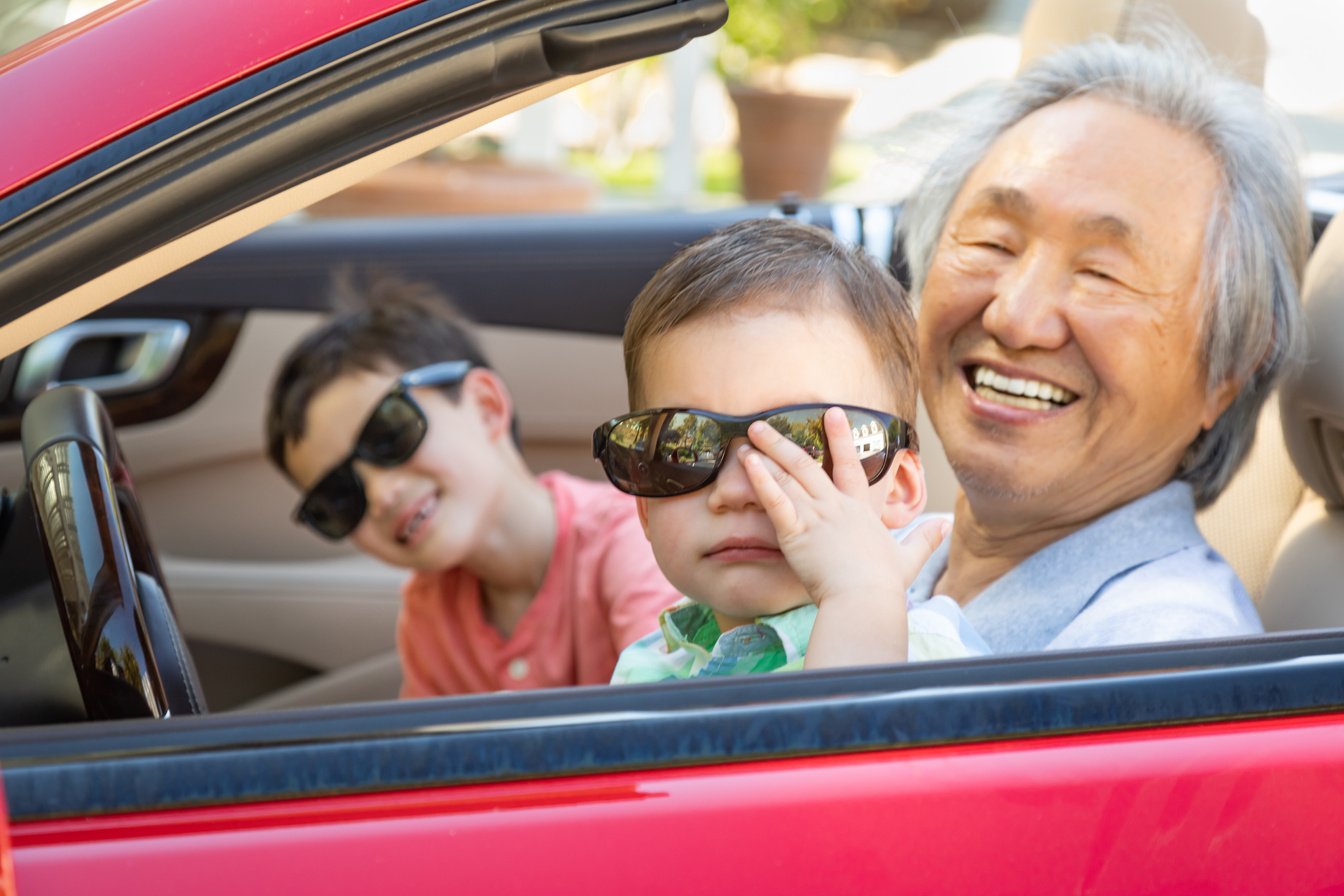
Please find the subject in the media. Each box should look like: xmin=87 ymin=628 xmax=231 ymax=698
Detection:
xmin=610 ymin=597 xmax=980 ymax=684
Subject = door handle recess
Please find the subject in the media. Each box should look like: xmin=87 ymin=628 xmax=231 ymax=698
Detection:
xmin=541 ymin=0 xmax=728 ymax=75
xmin=14 ymin=319 xmax=189 ymax=402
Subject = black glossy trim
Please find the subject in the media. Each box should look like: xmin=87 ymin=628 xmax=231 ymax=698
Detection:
xmin=4 ymin=629 xmax=1344 ymax=820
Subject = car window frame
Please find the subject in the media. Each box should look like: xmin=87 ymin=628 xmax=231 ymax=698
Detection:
xmin=5 ymin=628 xmax=1344 ymax=820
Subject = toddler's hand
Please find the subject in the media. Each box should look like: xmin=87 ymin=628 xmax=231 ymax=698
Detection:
xmin=740 ymin=407 xmax=947 ymax=667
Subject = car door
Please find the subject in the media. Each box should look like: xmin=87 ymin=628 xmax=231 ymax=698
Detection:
xmin=0 ymin=0 xmax=728 ymax=717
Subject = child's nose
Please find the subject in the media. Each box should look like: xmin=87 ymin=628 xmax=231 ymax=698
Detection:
xmin=704 ymin=438 xmax=760 ymax=512
xmin=357 ymin=462 xmax=404 ymax=520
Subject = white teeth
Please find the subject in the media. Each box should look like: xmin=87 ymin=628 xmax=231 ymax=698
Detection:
xmin=974 ymin=389 xmax=1056 ymax=411
xmin=970 ymin=366 xmax=1076 ymax=406
xmin=398 ymin=503 xmax=432 ymax=544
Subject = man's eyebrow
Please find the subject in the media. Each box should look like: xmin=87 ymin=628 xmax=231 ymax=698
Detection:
xmin=964 ymin=186 xmax=1033 ymax=218
xmin=965 ymin=186 xmax=1140 ymax=247
xmin=1076 ymin=213 xmax=1134 ymax=244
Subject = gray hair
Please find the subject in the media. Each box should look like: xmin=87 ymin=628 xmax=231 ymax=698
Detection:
xmin=900 ymin=32 xmax=1309 ymax=508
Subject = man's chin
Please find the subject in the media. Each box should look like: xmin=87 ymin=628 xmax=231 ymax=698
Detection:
xmin=946 ymin=457 xmax=1056 ymax=504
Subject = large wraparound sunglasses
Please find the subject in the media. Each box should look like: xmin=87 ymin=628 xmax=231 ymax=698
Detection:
xmin=592 ymin=403 xmax=917 ymax=498
xmin=295 ymin=360 xmax=472 ymax=540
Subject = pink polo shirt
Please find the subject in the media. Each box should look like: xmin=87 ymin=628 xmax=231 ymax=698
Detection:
xmin=396 ymin=470 xmax=679 ymax=696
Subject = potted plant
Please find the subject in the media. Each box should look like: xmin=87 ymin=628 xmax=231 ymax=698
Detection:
xmin=717 ymin=0 xmax=854 ymax=201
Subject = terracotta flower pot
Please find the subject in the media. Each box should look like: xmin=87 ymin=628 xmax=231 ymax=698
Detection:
xmin=727 ymin=85 xmax=853 ymax=201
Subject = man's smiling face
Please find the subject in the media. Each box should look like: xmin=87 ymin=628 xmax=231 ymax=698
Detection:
xmin=917 ymin=95 xmax=1238 ymax=528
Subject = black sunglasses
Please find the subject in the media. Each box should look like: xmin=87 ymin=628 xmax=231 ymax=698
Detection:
xmin=593 ymin=403 xmax=917 ymax=498
xmin=295 ymin=361 xmax=473 ymax=540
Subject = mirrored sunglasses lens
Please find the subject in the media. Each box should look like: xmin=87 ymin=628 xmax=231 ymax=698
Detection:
xmin=603 ymin=416 xmax=652 ymax=493
xmin=764 ymin=409 xmax=828 ymax=463
xmin=360 ymin=393 xmax=426 ymax=466
xmin=301 ymin=465 xmax=366 ymax=539
xmin=605 ymin=412 xmax=723 ymax=495
xmin=764 ymin=408 xmax=891 ymax=483
xmin=842 ymin=409 xmax=892 ymax=481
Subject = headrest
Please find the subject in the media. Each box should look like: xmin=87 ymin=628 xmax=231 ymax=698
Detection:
xmin=1280 ymin=215 xmax=1344 ymax=508
xmin=1017 ymin=0 xmax=1267 ymax=86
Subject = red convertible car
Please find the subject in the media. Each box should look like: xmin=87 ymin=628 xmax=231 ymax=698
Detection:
xmin=2 ymin=0 xmax=1344 ymax=893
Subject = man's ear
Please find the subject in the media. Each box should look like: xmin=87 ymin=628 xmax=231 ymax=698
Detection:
xmin=461 ymin=368 xmax=514 ymax=442
xmin=1200 ymin=375 xmax=1241 ymax=431
xmin=879 ymin=449 xmax=928 ymax=529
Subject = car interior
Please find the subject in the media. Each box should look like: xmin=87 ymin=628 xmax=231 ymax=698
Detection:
xmin=1262 ymin=213 xmax=1344 ymax=632
xmin=0 ymin=0 xmax=1339 ymax=728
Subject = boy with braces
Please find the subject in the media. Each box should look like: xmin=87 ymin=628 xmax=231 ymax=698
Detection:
xmin=266 ymin=272 xmax=679 ymax=696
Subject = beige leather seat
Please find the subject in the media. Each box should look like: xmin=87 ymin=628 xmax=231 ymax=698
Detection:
xmin=1018 ymin=0 xmax=1267 ymax=86
xmin=1195 ymin=396 xmax=1304 ymax=604
xmin=1260 ymin=216 xmax=1344 ymax=630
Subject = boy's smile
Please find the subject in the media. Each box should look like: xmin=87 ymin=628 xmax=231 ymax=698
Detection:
xmin=285 ymin=367 xmax=509 ymax=570
xmin=634 ymin=300 xmax=903 ymax=630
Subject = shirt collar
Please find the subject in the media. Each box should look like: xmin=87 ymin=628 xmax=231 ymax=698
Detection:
xmin=659 ymin=600 xmax=817 ymax=663
xmin=909 ymin=481 xmax=1206 ymax=652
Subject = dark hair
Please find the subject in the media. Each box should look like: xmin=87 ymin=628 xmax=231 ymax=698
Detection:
xmin=265 ymin=269 xmax=505 ymax=474
xmin=624 ymin=218 xmax=920 ymax=417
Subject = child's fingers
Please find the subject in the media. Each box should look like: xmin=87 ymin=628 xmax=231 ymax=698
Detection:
xmin=745 ymin=420 xmax=833 ymax=497
xmin=823 ymin=406 xmax=870 ymax=496
xmin=739 ymin=446 xmax=801 ymax=535
xmin=895 ymin=518 xmax=951 ymax=576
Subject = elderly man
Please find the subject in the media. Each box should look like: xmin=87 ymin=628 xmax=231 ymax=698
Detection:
xmin=899 ymin=32 xmax=1309 ymax=652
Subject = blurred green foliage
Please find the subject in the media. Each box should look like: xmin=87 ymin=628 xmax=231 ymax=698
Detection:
xmin=567 ymin=144 xmax=870 ymax=200
xmin=718 ymin=0 xmax=847 ymax=80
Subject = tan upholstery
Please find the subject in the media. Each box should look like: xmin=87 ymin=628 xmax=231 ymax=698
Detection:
xmin=1277 ymin=217 xmax=1344 ymax=509
xmin=1018 ymin=0 xmax=1267 ymax=86
xmin=1196 ymin=395 xmax=1304 ymax=603
xmin=1261 ymin=216 xmax=1344 ymax=630
xmin=1262 ymin=497 xmax=1344 ymax=632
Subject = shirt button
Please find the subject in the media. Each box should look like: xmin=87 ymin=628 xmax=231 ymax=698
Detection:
xmin=507 ymin=657 xmax=530 ymax=681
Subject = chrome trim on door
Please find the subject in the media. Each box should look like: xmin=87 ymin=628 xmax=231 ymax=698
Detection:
xmin=15 ymin=319 xmax=188 ymax=401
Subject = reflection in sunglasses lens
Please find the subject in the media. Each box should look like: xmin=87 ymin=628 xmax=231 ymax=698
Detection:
xmin=765 ymin=409 xmax=827 ymax=462
xmin=605 ymin=412 xmax=724 ymax=496
xmin=845 ymin=410 xmax=890 ymax=480
xmin=763 ymin=408 xmax=888 ymax=480
xmin=599 ymin=405 xmax=900 ymax=498
xmin=659 ymin=412 xmax=722 ymax=470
